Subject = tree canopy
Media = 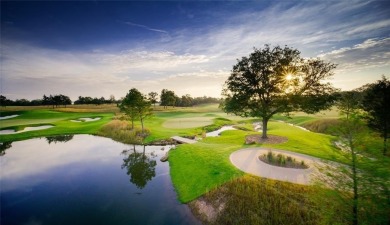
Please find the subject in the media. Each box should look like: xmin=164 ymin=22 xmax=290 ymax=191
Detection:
xmin=119 ymin=88 xmax=152 ymax=132
xmin=361 ymin=76 xmax=390 ymax=156
xmin=221 ymin=45 xmax=337 ymax=138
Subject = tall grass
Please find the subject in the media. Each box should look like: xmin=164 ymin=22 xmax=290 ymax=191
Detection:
xmin=192 ymin=175 xmax=346 ymax=225
xmin=98 ymin=120 xmax=149 ymax=144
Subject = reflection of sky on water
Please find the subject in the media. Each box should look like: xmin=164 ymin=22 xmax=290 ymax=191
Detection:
xmin=1 ymin=135 xmax=199 ymax=225
xmin=1 ymin=135 xmax=124 ymax=181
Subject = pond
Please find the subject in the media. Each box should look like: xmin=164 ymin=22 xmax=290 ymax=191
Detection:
xmin=0 ymin=135 xmax=201 ymax=225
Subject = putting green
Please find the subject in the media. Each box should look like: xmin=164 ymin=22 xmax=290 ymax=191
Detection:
xmin=162 ymin=117 xmax=214 ymax=129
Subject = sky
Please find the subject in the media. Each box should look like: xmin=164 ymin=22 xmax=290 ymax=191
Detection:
xmin=1 ymin=1 xmax=389 ymax=101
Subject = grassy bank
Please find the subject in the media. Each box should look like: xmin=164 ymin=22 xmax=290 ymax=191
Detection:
xmin=190 ymin=175 xmax=348 ymax=225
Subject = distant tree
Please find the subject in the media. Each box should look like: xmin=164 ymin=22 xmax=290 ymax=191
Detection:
xmin=137 ymin=97 xmax=153 ymax=133
xmin=109 ymin=94 xmax=116 ymax=104
xmin=119 ymin=88 xmax=143 ymax=129
xmin=181 ymin=94 xmax=193 ymax=107
xmin=119 ymin=88 xmax=153 ymax=133
xmin=148 ymin=92 xmax=158 ymax=107
xmin=0 ymin=95 xmax=7 ymax=107
xmin=361 ymin=76 xmax=390 ymax=156
xmin=14 ymin=99 xmax=30 ymax=106
xmin=160 ymin=89 xmax=176 ymax=108
xmin=221 ymin=45 xmax=336 ymax=138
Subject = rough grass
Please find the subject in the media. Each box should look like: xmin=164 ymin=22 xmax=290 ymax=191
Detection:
xmin=303 ymin=118 xmax=341 ymax=134
xmin=98 ymin=120 xmax=148 ymax=144
xmin=191 ymin=175 xmax=344 ymax=225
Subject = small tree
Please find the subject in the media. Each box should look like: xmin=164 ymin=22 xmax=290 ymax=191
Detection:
xmin=221 ymin=45 xmax=336 ymax=138
xmin=361 ymin=76 xmax=390 ymax=156
xmin=119 ymin=88 xmax=144 ymax=129
xmin=137 ymin=98 xmax=153 ymax=134
xmin=148 ymin=92 xmax=158 ymax=107
xmin=160 ymin=89 xmax=176 ymax=108
xmin=335 ymin=92 xmax=367 ymax=225
xmin=119 ymin=88 xmax=153 ymax=133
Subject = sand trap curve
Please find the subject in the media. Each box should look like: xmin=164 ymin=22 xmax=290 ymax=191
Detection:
xmin=230 ymin=148 xmax=324 ymax=185
xmin=0 ymin=115 xmax=19 ymax=120
xmin=70 ymin=117 xmax=101 ymax=122
xmin=0 ymin=125 xmax=54 ymax=135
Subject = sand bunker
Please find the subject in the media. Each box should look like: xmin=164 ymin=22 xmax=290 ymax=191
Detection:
xmin=70 ymin=117 xmax=101 ymax=122
xmin=163 ymin=117 xmax=213 ymax=129
xmin=0 ymin=125 xmax=54 ymax=135
xmin=230 ymin=148 xmax=325 ymax=185
xmin=0 ymin=115 xmax=19 ymax=120
xmin=206 ymin=126 xmax=236 ymax=137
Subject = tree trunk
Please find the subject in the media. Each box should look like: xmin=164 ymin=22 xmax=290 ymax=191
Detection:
xmin=262 ymin=117 xmax=268 ymax=139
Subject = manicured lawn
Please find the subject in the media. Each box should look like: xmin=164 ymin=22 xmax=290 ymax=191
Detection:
xmin=0 ymin=109 xmax=113 ymax=142
xmin=169 ymin=121 xmax=346 ymax=203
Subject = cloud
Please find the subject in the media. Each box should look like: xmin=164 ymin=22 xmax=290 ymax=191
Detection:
xmin=318 ymin=38 xmax=390 ymax=72
xmin=0 ymin=41 xmax=220 ymax=100
xmin=1 ymin=0 xmax=389 ymax=99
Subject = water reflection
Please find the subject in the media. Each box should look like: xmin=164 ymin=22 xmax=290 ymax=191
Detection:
xmin=1 ymin=135 xmax=200 ymax=225
xmin=0 ymin=141 xmax=12 ymax=156
xmin=121 ymin=145 xmax=157 ymax=189
xmin=45 ymin=135 xmax=74 ymax=144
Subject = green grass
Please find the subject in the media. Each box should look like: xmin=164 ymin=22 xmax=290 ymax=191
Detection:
xmin=0 ymin=109 xmax=113 ymax=142
xmin=162 ymin=116 xmax=214 ymax=128
xmin=169 ymin=121 xmax=346 ymax=203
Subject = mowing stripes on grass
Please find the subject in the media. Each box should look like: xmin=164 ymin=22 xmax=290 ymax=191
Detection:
xmin=163 ymin=117 xmax=214 ymax=129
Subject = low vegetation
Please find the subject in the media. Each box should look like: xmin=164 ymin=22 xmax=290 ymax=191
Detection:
xmin=98 ymin=120 xmax=149 ymax=144
xmin=259 ymin=151 xmax=308 ymax=169
xmin=190 ymin=175 xmax=346 ymax=225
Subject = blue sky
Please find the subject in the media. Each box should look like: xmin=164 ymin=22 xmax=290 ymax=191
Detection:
xmin=1 ymin=1 xmax=389 ymax=100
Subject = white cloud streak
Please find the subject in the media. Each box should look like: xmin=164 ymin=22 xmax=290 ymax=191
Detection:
xmin=121 ymin=21 xmax=168 ymax=34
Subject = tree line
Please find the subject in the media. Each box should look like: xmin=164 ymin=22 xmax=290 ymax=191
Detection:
xmin=155 ymin=89 xmax=221 ymax=108
xmin=0 ymin=94 xmax=72 ymax=108
xmin=1 ymin=91 xmax=219 ymax=108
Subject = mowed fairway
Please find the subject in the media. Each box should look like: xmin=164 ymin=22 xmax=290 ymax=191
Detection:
xmin=0 ymin=109 xmax=113 ymax=142
xmin=162 ymin=117 xmax=214 ymax=128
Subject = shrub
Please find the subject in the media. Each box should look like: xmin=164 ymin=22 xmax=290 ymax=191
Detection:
xmin=259 ymin=151 xmax=308 ymax=169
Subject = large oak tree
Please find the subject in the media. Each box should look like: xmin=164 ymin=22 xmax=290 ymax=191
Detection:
xmin=221 ymin=45 xmax=336 ymax=138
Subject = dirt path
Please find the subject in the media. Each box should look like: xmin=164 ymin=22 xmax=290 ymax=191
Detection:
xmin=230 ymin=148 xmax=325 ymax=185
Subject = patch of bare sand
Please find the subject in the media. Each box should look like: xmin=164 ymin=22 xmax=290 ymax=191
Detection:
xmin=189 ymin=196 xmax=226 ymax=224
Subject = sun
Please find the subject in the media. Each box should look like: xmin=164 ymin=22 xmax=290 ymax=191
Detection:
xmin=285 ymin=74 xmax=293 ymax=81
